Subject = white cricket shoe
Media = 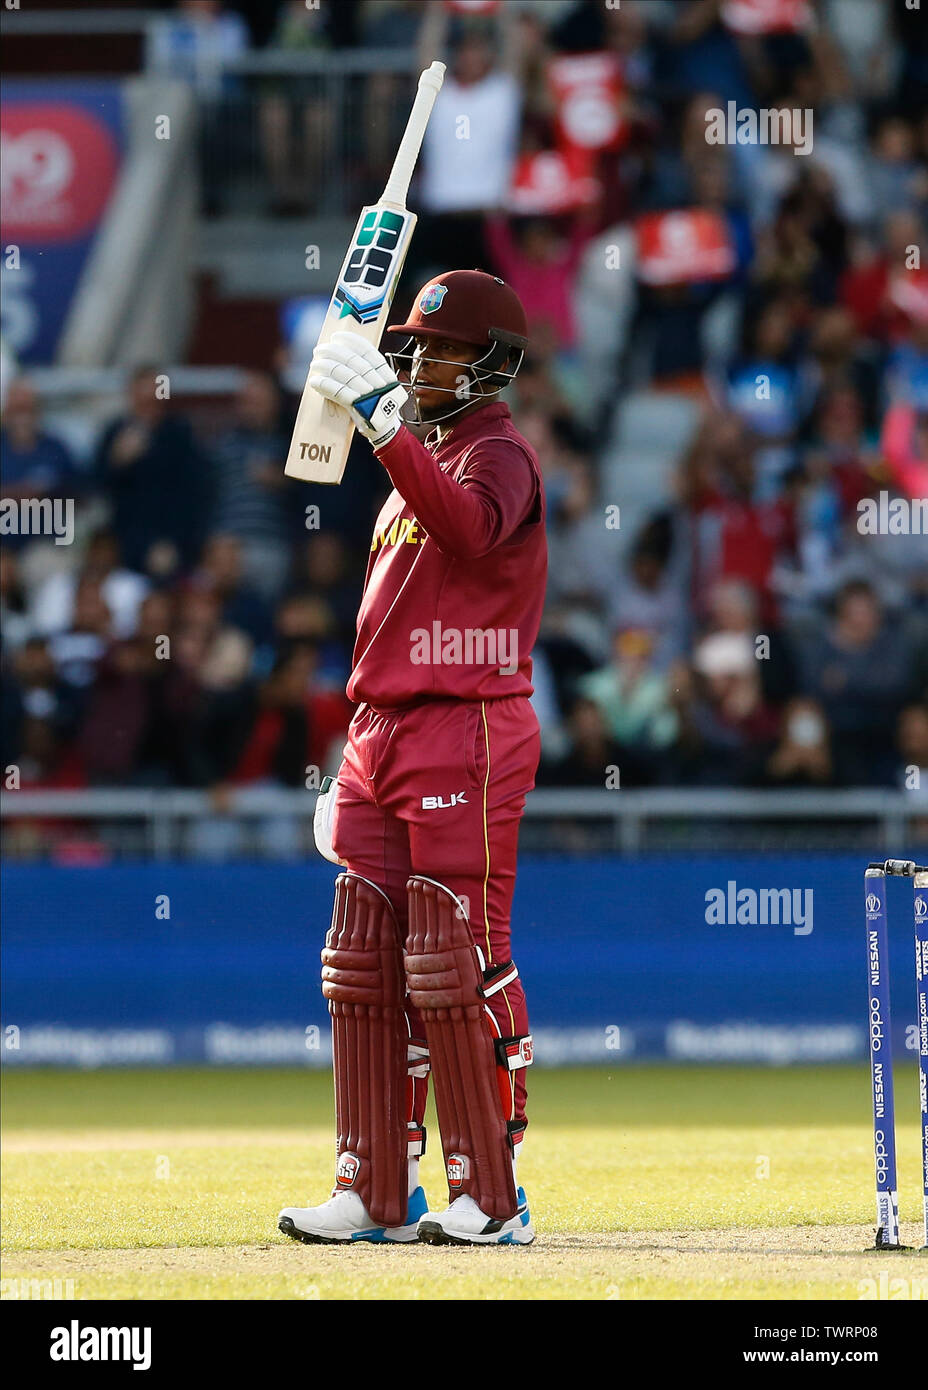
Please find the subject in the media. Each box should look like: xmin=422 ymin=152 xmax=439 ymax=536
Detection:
xmin=417 ymin=1187 xmax=535 ymax=1246
xmin=278 ymin=1185 xmax=428 ymax=1245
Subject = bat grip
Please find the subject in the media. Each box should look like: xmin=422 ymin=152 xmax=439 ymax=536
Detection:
xmin=380 ymin=61 xmax=445 ymax=208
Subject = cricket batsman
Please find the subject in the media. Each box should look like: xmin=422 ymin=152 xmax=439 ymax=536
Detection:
xmin=278 ymin=270 xmax=546 ymax=1246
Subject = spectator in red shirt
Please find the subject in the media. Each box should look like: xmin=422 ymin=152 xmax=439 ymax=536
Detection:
xmin=231 ymin=643 xmax=351 ymax=786
xmin=840 ymin=210 xmax=925 ymax=343
xmin=681 ymin=411 xmax=796 ymax=625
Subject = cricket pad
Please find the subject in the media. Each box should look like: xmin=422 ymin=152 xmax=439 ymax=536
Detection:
xmin=404 ymin=875 xmax=519 ymax=1222
xmin=321 ymin=872 xmax=407 ymax=1228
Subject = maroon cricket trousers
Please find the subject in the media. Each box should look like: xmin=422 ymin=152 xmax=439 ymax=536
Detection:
xmin=332 ymin=692 xmax=539 ymax=1132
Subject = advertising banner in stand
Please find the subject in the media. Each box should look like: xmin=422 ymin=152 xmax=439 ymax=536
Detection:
xmin=0 ymin=81 xmax=125 ymax=363
xmin=1 ymin=855 xmax=907 ymax=1066
xmin=636 ymin=208 xmax=736 ymax=287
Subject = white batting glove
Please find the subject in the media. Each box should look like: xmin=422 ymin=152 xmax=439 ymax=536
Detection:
xmin=308 ymin=331 xmax=408 ymax=449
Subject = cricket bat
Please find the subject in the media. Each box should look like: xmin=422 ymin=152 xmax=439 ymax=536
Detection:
xmin=285 ymin=60 xmax=445 ymax=484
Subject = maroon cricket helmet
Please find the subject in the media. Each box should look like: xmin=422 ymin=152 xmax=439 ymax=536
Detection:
xmin=388 ymin=269 xmax=529 ymax=352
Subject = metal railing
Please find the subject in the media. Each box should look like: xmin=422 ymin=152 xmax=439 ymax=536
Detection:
xmin=2 ymin=787 xmax=925 ymax=860
xmin=1 ymin=8 xmax=162 ymax=35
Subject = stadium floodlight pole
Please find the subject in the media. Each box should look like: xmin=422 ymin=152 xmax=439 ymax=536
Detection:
xmin=865 ymin=861 xmax=905 ymax=1250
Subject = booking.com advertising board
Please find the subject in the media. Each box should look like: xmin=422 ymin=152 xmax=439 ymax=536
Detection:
xmin=2 ymin=854 xmax=921 ymax=1068
xmin=0 ymin=81 xmax=125 ymax=363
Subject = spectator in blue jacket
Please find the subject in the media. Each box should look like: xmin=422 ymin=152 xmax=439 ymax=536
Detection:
xmin=1 ymin=379 xmax=81 ymax=551
xmin=94 ymin=367 xmax=211 ymax=578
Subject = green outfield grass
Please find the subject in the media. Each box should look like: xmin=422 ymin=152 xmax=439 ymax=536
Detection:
xmin=2 ymin=1066 xmax=926 ymax=1300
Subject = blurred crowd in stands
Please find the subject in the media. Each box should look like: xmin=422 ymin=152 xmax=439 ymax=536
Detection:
xmin=2 ymin=0 xmax=928 ymax=809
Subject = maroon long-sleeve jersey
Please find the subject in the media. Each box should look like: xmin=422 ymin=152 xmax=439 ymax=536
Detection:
xmin=347 ymin=401 xmax=547 ymax=708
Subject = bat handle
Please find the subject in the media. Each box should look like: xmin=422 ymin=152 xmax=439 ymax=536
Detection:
xmin=380 ymin=60 xmax=445 ymax=209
